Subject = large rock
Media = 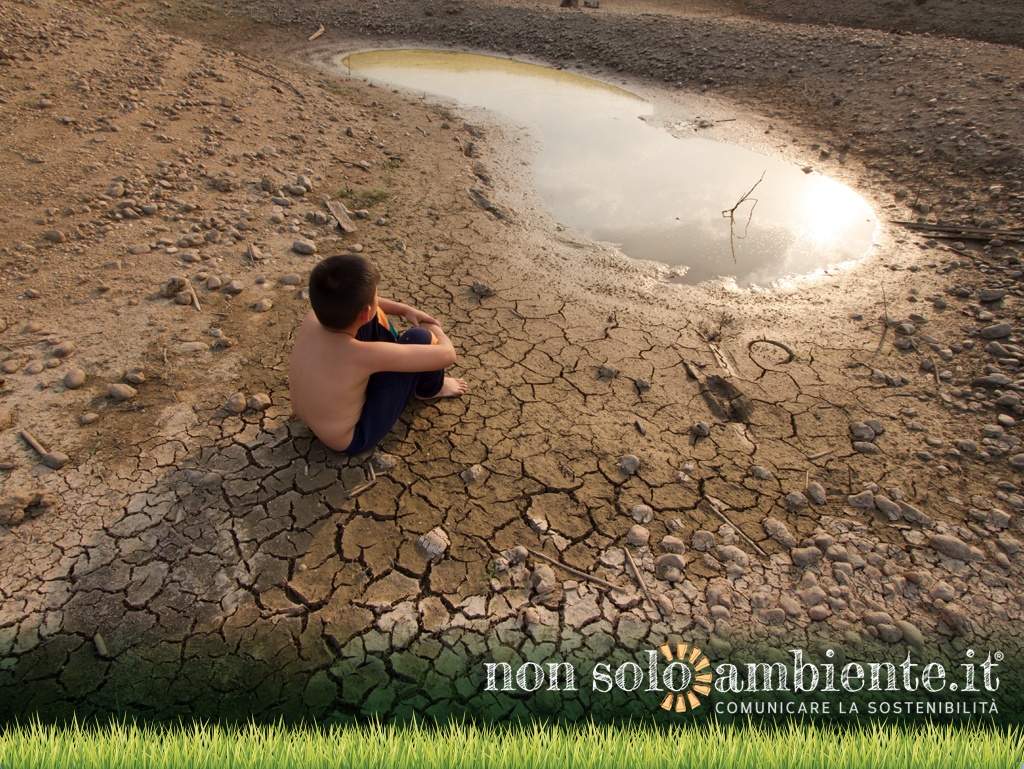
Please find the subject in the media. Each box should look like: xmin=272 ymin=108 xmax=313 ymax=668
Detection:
xmin=979 ymin=323 xmax=1012 ymax=339
xmin=108 ymin=383 xmax=137 ymax=401
xmin=791 ymin=546 xmax=822 ymax=566
xmin=928 ymin=534 xmax=981 ymax=561
xmin=762 ymin=517 xmax=797 ymax=549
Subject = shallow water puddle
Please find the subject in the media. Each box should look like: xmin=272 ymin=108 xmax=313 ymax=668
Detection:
xmin=338 ymin=49 xmax=878 ymax=288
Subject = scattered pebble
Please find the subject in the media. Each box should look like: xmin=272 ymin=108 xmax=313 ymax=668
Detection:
xmin=630 ymin=504 xmax=653 ymax=524
xmin=108 ymin=383 xmax=137 ymax=401
xmin=460 ymin=464 xmax=485 ymax=484
xmin=618 ymin=454 xmax=640 ymax=475
xmin=626 ymin=525 xmax=650 ymax=547
xmin=248 ymin=393 xmax=271 ymax=411
xmin=225 ymin=392 xmax=247 ymax=413
xmin=292 ymin=239 xmax=317 ymax=255
xmin=806 ymin=482 xmax=827 ymax=505
xmin=63 ymin=368 xmax=86 ymax=389
xmin=415 ymin=527 xmax=451 ymax=563
xmin=471 ymin=280 xmax=494 ymax=297
xmin=785 ymin=491 xmax=808 ymax=511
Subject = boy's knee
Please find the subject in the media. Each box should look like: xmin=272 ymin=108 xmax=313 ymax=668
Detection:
xmin=398 ymin=327 xmax=434 ymax=346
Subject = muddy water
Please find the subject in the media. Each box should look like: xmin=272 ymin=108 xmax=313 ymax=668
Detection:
xmin=338 ymin=49 xmax=878 ymax=288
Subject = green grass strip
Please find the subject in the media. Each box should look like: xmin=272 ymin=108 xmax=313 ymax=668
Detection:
xmin=0 ymin=718 xmax=1022 ymax=768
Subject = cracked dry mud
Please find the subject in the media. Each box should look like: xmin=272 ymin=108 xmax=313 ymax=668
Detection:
xmin=1 ymin=0 xmax=1024 ymax=721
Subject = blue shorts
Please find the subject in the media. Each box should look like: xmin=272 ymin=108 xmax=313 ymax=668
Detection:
xmin=342 ymin=313 xmax=444 ymax=455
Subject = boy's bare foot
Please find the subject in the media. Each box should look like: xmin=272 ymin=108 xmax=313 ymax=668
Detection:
xmin=417 ymin=376 xmax=467 ymax=400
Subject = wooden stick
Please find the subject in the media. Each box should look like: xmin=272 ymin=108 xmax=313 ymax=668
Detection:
xmin=892 ymin=221 xmax=1024 ymax=237
xmin=324 ymin=198 xmax=358 ymax=233
xmin=233 ymin=58 xmax=305 ymax=99
xmin=623 ymin=546 xmax=662 ymax=618
xmin=19 ymin=429 xmax=46 ymax=455
xmin=701 ymin=496 xmax=767 ymax=557
xmin=308 ymin=24 xmax=325 ymax=41
xmin=807 ymin=448 xmax=834 ymax=461
xmin=345 ymin=478 xmax=377 ymax=500
xmin=525 ymin=547 xmax=625 ymax=592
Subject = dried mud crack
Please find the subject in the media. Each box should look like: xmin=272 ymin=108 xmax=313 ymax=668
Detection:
xmin=1 ymin=0 xmax=1023 ymax=721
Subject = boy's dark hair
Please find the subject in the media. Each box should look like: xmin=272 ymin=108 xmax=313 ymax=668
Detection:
xmin=308 ymin=254 xmax=381 ymax=330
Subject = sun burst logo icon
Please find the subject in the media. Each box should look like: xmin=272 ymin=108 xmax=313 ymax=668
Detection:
xmin=657 ymin=641 xmax=713 ymax=712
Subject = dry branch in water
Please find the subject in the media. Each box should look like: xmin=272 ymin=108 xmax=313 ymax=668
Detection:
xmin=722 ymin=171 xmax=765 ymax=263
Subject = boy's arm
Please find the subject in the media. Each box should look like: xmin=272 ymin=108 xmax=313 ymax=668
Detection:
xmin=362 ymin=319 xmax=457 ymax=373
xmin=378 ymin=296 xmax=437 ymax=327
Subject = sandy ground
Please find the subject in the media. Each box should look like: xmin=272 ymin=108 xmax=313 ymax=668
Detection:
xmin=1 ymin=0 xmax=1023 ymax=721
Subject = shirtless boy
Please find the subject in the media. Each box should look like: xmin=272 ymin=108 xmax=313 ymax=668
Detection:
xmin=289 ymin=254 xmax=467 ymax=454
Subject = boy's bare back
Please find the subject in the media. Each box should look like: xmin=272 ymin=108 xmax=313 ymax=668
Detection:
xmin=289 ymin=309 xmax=375 ymax=451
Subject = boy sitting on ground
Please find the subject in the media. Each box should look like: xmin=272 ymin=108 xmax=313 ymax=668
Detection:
xmin=289 ymin=254 xmax=467 ymax=454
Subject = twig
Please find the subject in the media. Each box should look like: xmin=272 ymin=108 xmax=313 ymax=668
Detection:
xmin=892 ymin=220 xmax=1024 ymax=242
xmin=807 ymin=448 xmax=834 ymax=461
xmin=868 ymin=283 xmax=890 ymax=366
xmin=525 ymin=547 xmax=624 ymax=592
xmin=187 ymin=282 xmax=201 ymax=312
xmin=701 ymin=496 xmax=767 ymax=557
xmin=0 ymin=462 xmax=16 ymax=471
xmin=233 ymin=58 xmax=305 ymax=99
xmin=910 ymin=187 xmax=923 ymax=212
xmin=721 ymin=171 xmax=765 ymax=264
xmin=868 ymin=325 xmax=889 ymax=365
xmin=162 ymin=347 xmax=169 ymax=368
xmin=308 ymin=24 xmax=325 ymax=41
xmin=19 ymin=429 xmax=46 ymax=455
xmin=344 ymin=478 xmax=377 ymax=500
xmin=623 ymin=546 xmax=662 ymax=618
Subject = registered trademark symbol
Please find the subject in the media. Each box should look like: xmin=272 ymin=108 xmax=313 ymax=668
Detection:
xmin=950 ymin=683 xmax=958 ymax=691
xmin=995 ymin=652 xmax=1004 ymax=662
